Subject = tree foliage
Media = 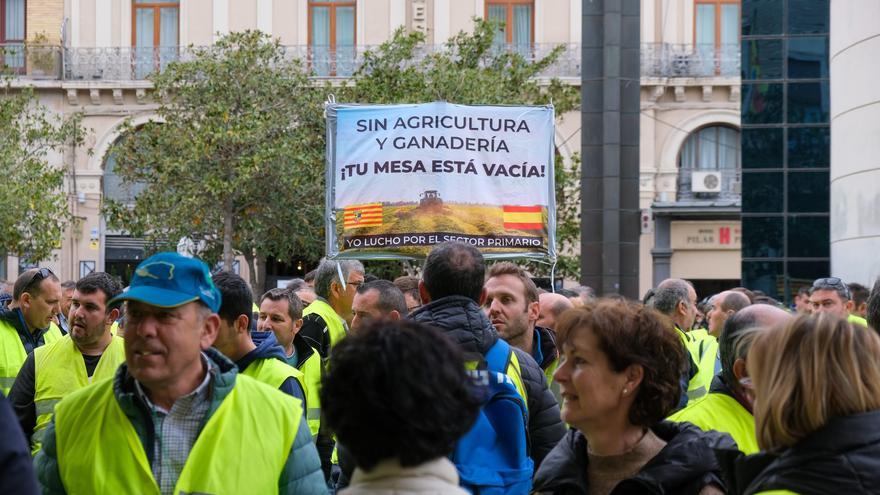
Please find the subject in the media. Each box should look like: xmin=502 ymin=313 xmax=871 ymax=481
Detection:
xmin=0 ymin=85 xmax=84 ymax=262
xmin=103 ymin=31 xmax=327 ymax=290
xmin=346 ymin=19 xmax=582 ymax=279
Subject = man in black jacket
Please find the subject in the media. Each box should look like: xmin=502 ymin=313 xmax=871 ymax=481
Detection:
xmin=410 ymin=241 xmax=565 ymax=469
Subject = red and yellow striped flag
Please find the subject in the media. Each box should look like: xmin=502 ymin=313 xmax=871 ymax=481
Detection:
xmin=502 ymin=205 xmax=543 ymax=230
xmin=343 ymin=203 xmax=383 ymax=229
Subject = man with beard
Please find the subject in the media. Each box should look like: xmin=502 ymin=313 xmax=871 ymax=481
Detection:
xmin=8 ymin=272 xmax=125 ymax=454
xmin=484 ymin=262 xmax=559 ymax=385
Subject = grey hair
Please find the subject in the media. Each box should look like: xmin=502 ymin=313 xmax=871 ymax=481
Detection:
xmin=314 ymin=259 xmax=365 ymax=299
xmin=650 ymin=279 xmax=691 ymax=316
xmin=719 ymin=310 xmax=758 ymax=388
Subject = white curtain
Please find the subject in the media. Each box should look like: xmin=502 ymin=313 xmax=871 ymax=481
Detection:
xmin=159 ymin=7 xmax=178 ymax=71
xmin=335 ymin=6 xmax=355 ymax=75
xmin=488 ymin=5 xmax=506 ymax=49
xmin=311 ymin=6 xmax=330 ymax=75
xmin=695 ymin=5 xmax=715 ymax=46
xmin=512 ymin=4 xmax=532 ymax=57
xmin=4 ymin=0 xmax=24 ymax=68
xmin=718 ymin=127 xmax=739 ymax=170
xmin=721 ymin=4 xmax=738 ymax=45
xmin=134 ymin=8 xmax=154 ymax=77
xmin=698 ymin=128 xmax=717 ymax=170
xmin=5 ymin=0 xmax=24 ymax=40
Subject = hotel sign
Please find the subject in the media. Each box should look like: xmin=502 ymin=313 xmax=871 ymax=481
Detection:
xmin=671 ymin=221 xmax=741 ymax=250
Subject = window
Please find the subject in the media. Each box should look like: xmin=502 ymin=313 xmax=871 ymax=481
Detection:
xmin=486 ymin=0 xmax=533 ymax=55
xmin=679 ymin=125 xmax=740 ymax=171
xmin=695 ymin=0 xmax=739 ymax=74
xmin=677 ymin=125 xmax=741 ymax=199
xmin=131 ymin=0 xmax=179 ymax=77
xmin=1 ymin=0 xmax=25 ymax=70
xmin=309 ymin=0 xmax=356 ymax=77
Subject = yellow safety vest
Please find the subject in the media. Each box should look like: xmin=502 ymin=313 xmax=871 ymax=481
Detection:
xmin=465 ymin=349 xmax=528 ymax=408
xmin=668 ymin=391 xmax=759 ymax=455
xmin=32 ymin=334 xmax=125 ymax=455
xmin=675 ymin=326 xmax=714 ymax=401
xmin=849 ymin=314 xmax=868 ymax=327
xmin=302 ymin=299 xmax=347 ymax=350
xmin=54 ymin=373 xmax=300 ymax=495
xmin=297 ymin=349 xmax=323 ymax=437
xmin=0 ymin=319 xmax=62 ymax=395
xmin=241 ymin=357 xmax=308 ymax=420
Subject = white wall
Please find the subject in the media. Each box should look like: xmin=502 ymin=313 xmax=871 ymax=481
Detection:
xmin=830 ymin=0 xmax=880 ymax=286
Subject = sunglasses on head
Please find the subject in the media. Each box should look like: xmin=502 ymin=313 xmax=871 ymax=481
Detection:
xmin=812 ymin=277 xmax=850 ymax=299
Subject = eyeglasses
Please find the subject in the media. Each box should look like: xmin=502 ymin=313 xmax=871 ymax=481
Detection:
xmin=812 ymin=277 xmax=851 ymax=299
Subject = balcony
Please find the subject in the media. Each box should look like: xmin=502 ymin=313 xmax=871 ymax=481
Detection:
xmin=676 ymin=168 xmax=741 ymax=204
xmin=641 ymin=43 xmax=739 ymax=79
xmin=2 ymin=42 xmax=582 ymax=82
xmin=1 ymin=43 xmax=63 ymax=79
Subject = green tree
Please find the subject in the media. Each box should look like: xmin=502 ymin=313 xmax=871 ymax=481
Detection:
xmin=347 ymin=19 xmax=582 ymax=279
xmin=0 ymin=84 xmax=84 ymax=262
xmin=103 ymin=31 xmax=327 ymax=292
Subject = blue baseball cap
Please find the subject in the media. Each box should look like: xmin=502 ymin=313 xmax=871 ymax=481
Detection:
xmin=109 ymin=252 xmax=222 ymax=312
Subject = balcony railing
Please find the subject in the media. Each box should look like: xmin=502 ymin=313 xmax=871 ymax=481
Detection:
xmin=677 ymin=168 xmax=741 ymax=202
xmin=641 ymin=43 xmax=739 ymax=78
xmin=0 ymin=42 xmax=580 ymax=82
xmin=0 ymin=43 xmax=63 ymax=79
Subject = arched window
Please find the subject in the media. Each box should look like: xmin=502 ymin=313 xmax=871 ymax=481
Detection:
xmin=677 ymin=125 xmax=740 ymax=199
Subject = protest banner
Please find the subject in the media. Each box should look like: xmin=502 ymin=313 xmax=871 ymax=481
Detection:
xmin=324 ymin=101 xmax=557 ymax=261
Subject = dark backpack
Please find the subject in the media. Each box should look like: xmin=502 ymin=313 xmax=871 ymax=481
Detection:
xmin=452 ymin=338 xmax=534 ymax=494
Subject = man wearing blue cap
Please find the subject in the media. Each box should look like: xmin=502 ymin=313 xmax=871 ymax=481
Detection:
xmin=34 ymin=252 xmax=327 ymax=495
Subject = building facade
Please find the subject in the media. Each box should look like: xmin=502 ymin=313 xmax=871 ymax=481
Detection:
xmin=640 ymin=0 xmax=743 ymax=298
xmin=3 ymin=0 xmax=741 ymax=297
xmin=830 ymin=0 xmax=880 ymax=287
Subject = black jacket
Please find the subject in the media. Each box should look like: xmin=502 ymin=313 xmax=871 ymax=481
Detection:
xmin=533 ymin=326 xmax=559 ymax=372
xmin=0 ymin=392 xmax=39 ymax=495
xmin=720 ymin=410 xmax=880 ymax=495
xmin=410 ymin=296 xmax=566 ymax=469
xmin=533 ymin=422 xmax=735 ymax=495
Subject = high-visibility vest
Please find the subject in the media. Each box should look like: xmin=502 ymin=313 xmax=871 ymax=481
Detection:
xmin=675 ymin=326 xmax=714 ymax=401
xmin=32 ymin=334 xmax=125 ymax=455
xmin=849 ymin=313 xmax=868 ymax=327
xmin=241 ymin=357 xmax=308 ymax=417
xmin=302 ymin=299 xmax=346 ymax=350
xmin=54 ymin=373 xmax=300 ymax=495
xmin=688 ymin=333 xmax=719 ymax=401
xmin=465 ymin=343 xmax=528 ymax=409
xmin=668 ymin=391 xmax=759 ymax=455
xmin=0 ymin=319 xmax=62 ymax=395
xmin=296 ymin=349 xmax=322 ymax=437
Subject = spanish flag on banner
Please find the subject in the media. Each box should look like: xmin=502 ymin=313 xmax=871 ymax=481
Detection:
xmin=502 ymin=205 xmax=543 ymax=230
xmin=344 ymin=203 xmax=383 ymax=229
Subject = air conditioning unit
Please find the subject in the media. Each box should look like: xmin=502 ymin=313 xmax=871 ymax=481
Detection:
xmin=691 ymin=171 xmax=722 ymax=193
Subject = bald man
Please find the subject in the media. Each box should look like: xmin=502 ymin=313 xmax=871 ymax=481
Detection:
xmin=669 ymin=304 xmax=792 ymax=454
xmin=536 ymin=292 xmax=574 ymax=331
xmin=706 ymin=291 xmax=751 ymax=338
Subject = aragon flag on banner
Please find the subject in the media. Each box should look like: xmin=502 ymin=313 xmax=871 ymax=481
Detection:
xmin=502 ymin=205 xmax=543 ymax=230
xmin=344 ymin=203 xmax=383 ymax=230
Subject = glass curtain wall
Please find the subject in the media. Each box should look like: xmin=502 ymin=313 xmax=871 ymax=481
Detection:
xmin=741 ymin=0 xmax=830 ymax=301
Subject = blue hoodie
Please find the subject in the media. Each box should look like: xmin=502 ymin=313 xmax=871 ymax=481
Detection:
xmin=237 ymin=331 xmax=306 ymax=416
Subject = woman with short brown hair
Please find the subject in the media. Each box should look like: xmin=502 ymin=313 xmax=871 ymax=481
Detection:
xmin=532 ymin=300 xmax=733 ymax=495
xmin=731 ymin=313 xmax=880 ymax=494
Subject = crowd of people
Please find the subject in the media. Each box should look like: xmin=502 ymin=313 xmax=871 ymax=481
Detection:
xmin=1 ymin=241 xmax=880 ymax=494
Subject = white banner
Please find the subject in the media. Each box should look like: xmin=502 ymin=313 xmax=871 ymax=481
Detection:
xmin=325 ymin=101 xmax=557 ymax=260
